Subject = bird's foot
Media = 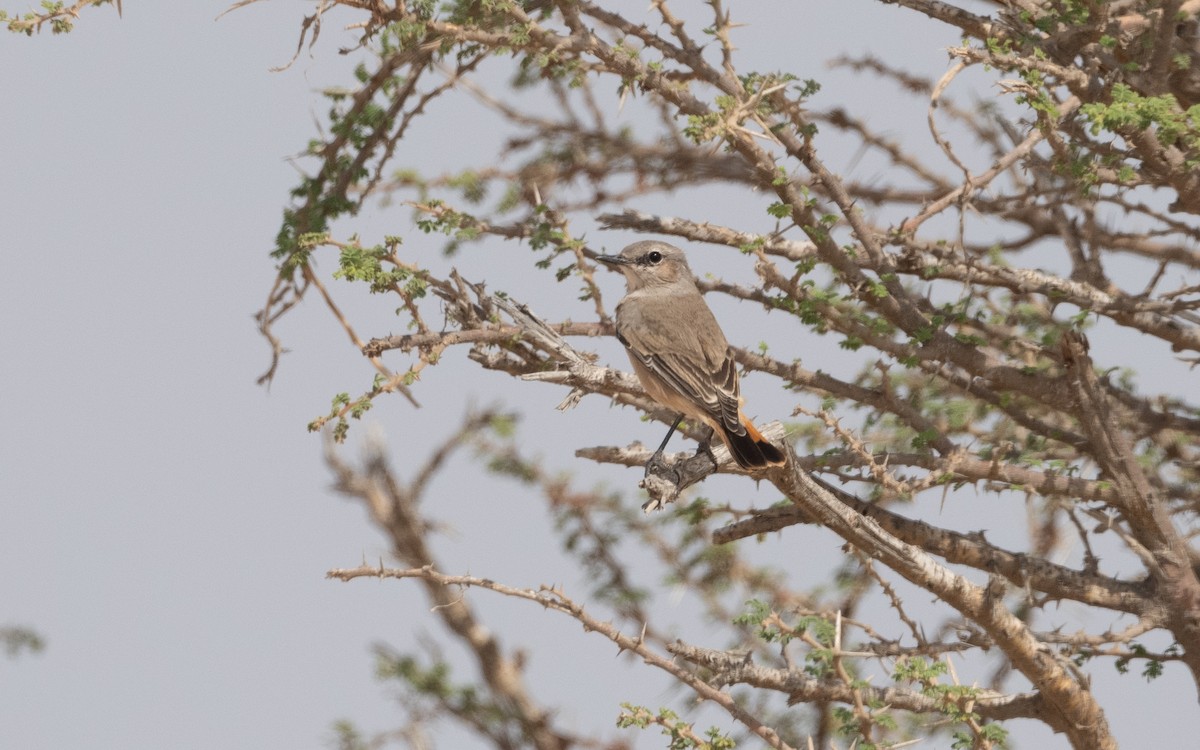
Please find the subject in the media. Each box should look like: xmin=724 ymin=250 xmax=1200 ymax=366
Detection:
xmin=644 ymin=450 xmax=681 ymax=484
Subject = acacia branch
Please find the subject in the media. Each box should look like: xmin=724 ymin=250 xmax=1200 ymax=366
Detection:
xmin=328 ymin=564 xmax=798 ymax=750
xmin=710 ymin=478 xmax=1152 ymax=616
xmin=669 ymin=641 xmax=1064 ymax=730
xmin=760 ymin=459 xmax=1117 ymax=749
xmin=324 ymin=419 xmax=574 ymax=750
xmin=1061 ymin=332 xmax=1200 ymax=688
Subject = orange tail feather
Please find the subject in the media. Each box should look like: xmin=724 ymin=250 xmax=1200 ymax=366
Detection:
xmin=722 ymin=415 xmax=786 ymax=469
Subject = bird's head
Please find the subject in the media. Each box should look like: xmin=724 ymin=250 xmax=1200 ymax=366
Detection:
xmin=595 ymin=241 xmax=694 ymax=292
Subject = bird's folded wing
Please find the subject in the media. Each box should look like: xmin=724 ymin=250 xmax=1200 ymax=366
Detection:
xmin=624 ymin=341 xmax=744 ymax=436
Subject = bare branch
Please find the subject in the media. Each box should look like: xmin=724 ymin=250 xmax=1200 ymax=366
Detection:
xmin=328 ymin=564 xmax=798 ymax=750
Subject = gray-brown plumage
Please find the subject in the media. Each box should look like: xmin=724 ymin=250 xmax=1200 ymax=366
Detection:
xmin=597 ymin=241 xmax=785 ymax=470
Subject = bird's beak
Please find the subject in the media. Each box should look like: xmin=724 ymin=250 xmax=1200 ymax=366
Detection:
xmin=595 ymin=254 xmax=630 ymax=266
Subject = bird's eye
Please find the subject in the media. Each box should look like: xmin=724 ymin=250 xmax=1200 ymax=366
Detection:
xmin=647 ymin=251 xmax=663 ymax=264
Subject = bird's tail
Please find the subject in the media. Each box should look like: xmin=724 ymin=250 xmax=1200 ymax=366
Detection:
xmin=722 ymin=415 xmax=786 ymax=469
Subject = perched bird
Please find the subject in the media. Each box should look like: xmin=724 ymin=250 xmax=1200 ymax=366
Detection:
xmin=597 ymin=240 xmax=786 ymax=471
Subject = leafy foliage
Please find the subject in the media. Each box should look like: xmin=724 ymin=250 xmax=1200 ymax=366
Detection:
xmin=249 ymin=1 xmax=1200 ymax=749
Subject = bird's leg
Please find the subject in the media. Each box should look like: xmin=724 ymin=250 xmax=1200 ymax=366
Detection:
xmin=694 ymin=425 xmax=718 ymax=467
xmin=645 ymin=414 xmax=684 ymax=480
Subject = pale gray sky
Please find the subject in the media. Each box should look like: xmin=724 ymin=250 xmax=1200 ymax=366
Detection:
xmin=2 ymin=2 xmax=1195 ymax=749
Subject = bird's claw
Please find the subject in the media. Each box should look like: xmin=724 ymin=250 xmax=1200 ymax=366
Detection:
xmin=644 ymin=450 xmax=681 ymax=485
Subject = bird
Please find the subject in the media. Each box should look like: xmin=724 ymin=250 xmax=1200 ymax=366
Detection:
xmin=596 ymin=240 xmax=786 ymax=472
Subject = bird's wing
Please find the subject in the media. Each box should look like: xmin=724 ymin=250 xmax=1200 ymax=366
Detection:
xmin=616 ymin=296 xmax=744 ymax=435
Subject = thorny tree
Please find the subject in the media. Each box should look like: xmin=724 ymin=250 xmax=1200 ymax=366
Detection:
xmin=246 ymin=1 xmax=1200 ymax=749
